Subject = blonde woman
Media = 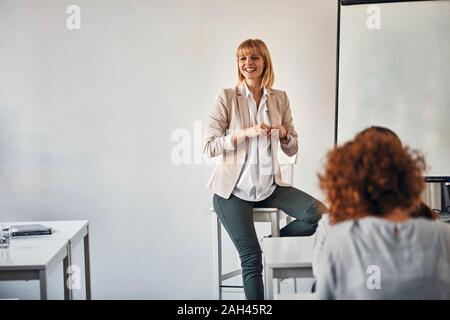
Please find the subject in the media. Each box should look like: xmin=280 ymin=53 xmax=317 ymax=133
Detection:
xmin=204 ymin=39 xmax=327 ymax=300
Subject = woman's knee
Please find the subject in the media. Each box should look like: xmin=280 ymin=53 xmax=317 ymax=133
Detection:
xmin=305 ymin=201 xmax=327 ymax=225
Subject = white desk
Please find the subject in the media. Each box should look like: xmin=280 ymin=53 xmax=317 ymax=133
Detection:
xmin=263 ymin=236 xmax=314 ymax=300
xmin=0 ymin=220 xmax=91 ymax=300
xmin=440 ymin=213 xmax=450 ymax=223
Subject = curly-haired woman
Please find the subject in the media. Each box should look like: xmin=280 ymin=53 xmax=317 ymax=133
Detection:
xmin=316 ymin=126 xmax=450 ymax=299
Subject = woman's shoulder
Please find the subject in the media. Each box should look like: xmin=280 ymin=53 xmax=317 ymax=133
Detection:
xmin=216 ymin=87 xmax=238 ymax=100
xmin=323 ymin=219 xmax=355 ymax=245
xmin=331 ymin=216 xmax=450 ymax=243
xmin=269 ymin=87 xmax=285 ymax=94
xmin=267 ymin=87 xmax=287 ymax=97
xmin=220 ymin=87 xmax=237 ymax=94
xmin=412 ymin=218 xmax=450 ymax=236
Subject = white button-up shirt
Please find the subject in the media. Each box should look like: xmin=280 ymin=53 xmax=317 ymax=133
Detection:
xmin=231 ymin=83 xmax=276 ymax=201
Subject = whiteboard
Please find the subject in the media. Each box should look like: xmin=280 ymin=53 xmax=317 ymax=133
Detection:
xmin=337 ymin=0 xmax=450 ymax=177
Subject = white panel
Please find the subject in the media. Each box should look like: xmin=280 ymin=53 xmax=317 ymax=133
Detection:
xmin=338 ymin=1 xmax=450 ymax=177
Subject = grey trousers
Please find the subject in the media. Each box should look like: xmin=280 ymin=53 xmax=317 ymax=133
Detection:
xmin=213 ymin=186 xmax=327 ymax=300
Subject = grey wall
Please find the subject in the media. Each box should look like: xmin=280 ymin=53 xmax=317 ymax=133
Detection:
xmin=0 ymin=0 xmax=337 ymax=299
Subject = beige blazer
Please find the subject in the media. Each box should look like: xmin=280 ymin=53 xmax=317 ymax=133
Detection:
xmin=203 ymin=82 xmax=299 ymax=199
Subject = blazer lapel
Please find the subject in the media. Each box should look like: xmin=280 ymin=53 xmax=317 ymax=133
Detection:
xmin=266 ymin=88 xmax=280 ymax=125
xmin=266 ymin=88 xmax=282 ymax=175
xmin=236 ymin=83 xmax=249 ymax=129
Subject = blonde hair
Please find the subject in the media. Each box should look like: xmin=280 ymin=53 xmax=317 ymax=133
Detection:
xmin=236 ymin=39 xmax=275 ymax=89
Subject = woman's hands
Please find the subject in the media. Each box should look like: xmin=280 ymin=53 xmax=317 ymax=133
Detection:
xmin=232 ymin=123 xmax=269 ymax=146
xmin=270 ymin=124 xmax=287 ymax=140
xmin=245 ymin=123 xmax=272 ymax=138
xmin=232 ymin=123 xmax=288 ymax=146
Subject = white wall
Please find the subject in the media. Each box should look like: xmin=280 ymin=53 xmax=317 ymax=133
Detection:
xmin=0 ymin=0 xmax=337 ymax=299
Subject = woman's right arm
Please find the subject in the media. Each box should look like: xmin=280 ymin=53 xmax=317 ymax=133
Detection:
xmin=203 ymin=90 xmax=235 ymax=158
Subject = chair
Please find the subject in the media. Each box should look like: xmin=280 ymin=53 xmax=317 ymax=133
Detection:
xmin=262 ymin=235 xmax=315 ymax=300
xmin=210 ymin=150 xmax=297 ymax=300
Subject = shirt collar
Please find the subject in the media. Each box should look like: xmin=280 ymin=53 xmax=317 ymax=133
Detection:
xmin=244 ymin=82 xmax=269 ymax=99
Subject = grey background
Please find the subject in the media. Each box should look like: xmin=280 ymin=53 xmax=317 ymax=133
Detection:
xmin=338 ymin=0 xmax=450 ymax=177
xmin=0 ymin=0 xmax=336 ymax=299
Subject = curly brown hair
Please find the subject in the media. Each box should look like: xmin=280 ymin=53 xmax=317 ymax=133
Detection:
xmin=319 ymin=126 xmax=426 ymax=224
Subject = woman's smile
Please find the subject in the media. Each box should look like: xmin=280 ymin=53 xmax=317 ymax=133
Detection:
xmin=239 ymin=52 xmax=264 ymax=80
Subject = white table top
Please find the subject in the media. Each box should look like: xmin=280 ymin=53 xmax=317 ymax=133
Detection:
xmin=262 ymin=236 xmax=314 ymax=268
xmin=0 ymin=220 xmax=88 ymax=271
xmin=0 ymin=238 xmax=68 ymax=271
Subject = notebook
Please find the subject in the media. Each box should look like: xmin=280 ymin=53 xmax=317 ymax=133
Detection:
xmin=11 ymin=224 xmax=52 ymax=236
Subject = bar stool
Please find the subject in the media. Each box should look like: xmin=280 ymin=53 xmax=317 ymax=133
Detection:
xmin=211 ymin=207 xmax=292 ymax=299
xmin=210 ymin=151 xmax=297 ymax=300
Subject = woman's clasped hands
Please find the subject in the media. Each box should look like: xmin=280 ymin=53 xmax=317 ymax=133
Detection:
xmin=246 ymin=123 xmax=287 ymax=139
xmin=232 ymin=123 xmax=287 ymax=146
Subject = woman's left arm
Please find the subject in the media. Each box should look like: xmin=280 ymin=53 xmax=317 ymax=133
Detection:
xmin=279 ymin=91 xmax=299 ymax=156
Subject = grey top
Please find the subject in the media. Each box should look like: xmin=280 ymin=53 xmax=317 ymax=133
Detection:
xmin=316 ymin=217 xmax=450 ymax=299
xmin=312 ymin=213 xmax=331 ymax=277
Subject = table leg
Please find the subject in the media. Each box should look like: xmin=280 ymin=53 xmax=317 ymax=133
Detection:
xmin=39 ymin=270 xmax=47 ymax=300
xmin=84 ymin=231 xmax=92 ymax=300
xmin=63 ymin=242 xmax=73 ymax=300
xmin=264 ymin=267 xmax=274 ymax=300
xmin=294 ymin=277 xmax=298 ymax=293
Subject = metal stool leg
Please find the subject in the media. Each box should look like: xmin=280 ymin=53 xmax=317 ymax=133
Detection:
xmin=211 ymin=213 xmax=222 ymax=300
xmin=271 ymin=210 xmax=282 ymax=297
